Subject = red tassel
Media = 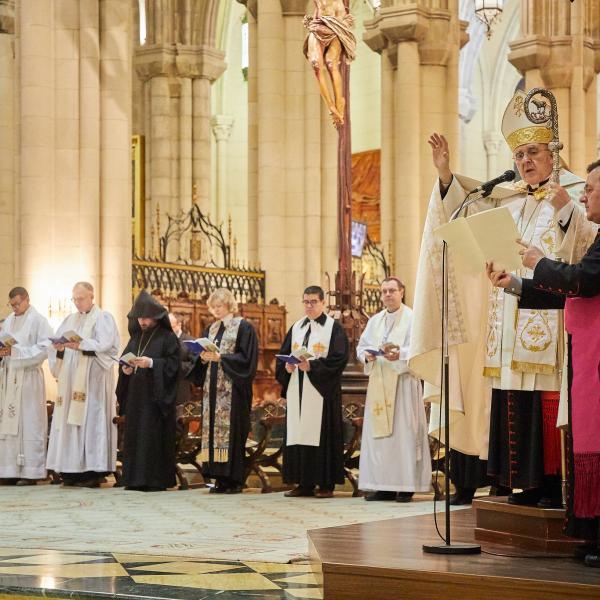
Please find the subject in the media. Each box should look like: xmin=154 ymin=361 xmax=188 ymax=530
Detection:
xmin=541 ymin=392 xmax=561 ymax=476
xmin=574 ymin=453 xmax=600 ymax=518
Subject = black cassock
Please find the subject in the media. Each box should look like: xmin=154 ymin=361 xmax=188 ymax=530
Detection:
xmin=188 ymin=319 xmax=258 ymax=487
xmin=116 ymin=326 xmax=180 ymax=490
xmin=276 ymin=319 xmax=349 ymax=489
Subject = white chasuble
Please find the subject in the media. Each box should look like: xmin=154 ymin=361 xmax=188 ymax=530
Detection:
xmin=357 ymin=306 xmax=431 ymax=492
xmin=46 ymin=307 xmax=120 ymax=473
xmin=286 ymin=315 xmax=335 ymax=447
xmin=0 ymin=307 xmax=53 ymax=479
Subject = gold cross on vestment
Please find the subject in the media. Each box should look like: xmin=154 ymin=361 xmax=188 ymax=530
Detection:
xmin=312 ymin=342 xmax=327 ymax=356
xmin=372 ymin=403 xmax=384 ymax=416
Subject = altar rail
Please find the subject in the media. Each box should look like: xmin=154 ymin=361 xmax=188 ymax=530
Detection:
xmin=132 ymin=258 xmax=266 ymax=304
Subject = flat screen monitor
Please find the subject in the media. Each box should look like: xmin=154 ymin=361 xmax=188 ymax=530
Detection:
xmin=351 ymin=220 xmax=368 ymax=258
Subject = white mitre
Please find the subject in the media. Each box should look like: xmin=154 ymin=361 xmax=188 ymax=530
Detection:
xmin=501 ymin=89 xmax=554 ymax=153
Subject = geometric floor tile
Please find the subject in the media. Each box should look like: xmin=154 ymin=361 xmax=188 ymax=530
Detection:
xmin=0 ymin=553 xmax=110 ymax=565
xmin=275 ymin=573 xmax=320 ymax=585
xmin=0 ymin=563 xmax=128 ymax=578
xmin=283 ymin=588 xmax=324 ymax=599
xmin=112 ymin=553 xmax=192 ymax=564
xmin=131 ymin=572 xmax=281 ymax=590
xmin=244 ymin=561 xmax=314 ymax=574
xmin=128 ymin=561 xmax=242 ymax=575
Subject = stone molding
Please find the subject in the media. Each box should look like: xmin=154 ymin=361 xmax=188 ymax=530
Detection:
xmin=211 ymin=115 xmax=235 ymax=142
xmin=134 ymin=43 xmax=226 ymax=82
xmin=0 ymin=0 xmax=14 ymax=34
xmin=279 ymin=0 xmax=307 ymax=17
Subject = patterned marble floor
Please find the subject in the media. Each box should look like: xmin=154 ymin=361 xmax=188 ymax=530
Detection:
xmin=0 ymin=548 xmax=322 ymax=600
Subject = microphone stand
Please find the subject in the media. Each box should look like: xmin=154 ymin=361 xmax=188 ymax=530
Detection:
xmin=423 ymin=186 xmax=485 ymax=555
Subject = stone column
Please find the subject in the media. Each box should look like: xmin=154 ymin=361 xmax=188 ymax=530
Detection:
xmin=0 ymin=0 xmax=15 ymax=297
xmin=99 ymin=0 xmax=132 ymax=330
xmin=483 ymin=132 xmax=504 ymax=179
xmin=364 ymin=1 xmax=467 ymax=301
xmin=211 ymin=114 xmax=235 ymax=225
xmin=508 ymin=0 xmax=600 ymax=175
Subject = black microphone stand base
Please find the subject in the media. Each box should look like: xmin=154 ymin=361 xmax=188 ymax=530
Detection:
xmin=423 ymin=542 xmax=481 ymax=555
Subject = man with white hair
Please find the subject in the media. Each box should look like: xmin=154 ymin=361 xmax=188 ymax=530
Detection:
xmin=47 ymin=281 xmax=120 ymax=488
xmin=0 ymin=287 xmax=53 ymax=485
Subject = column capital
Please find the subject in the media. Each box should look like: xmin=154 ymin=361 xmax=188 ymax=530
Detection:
xmin=483 ymin=132 xmax=504 ymax=156
xmin=134 ymin=44 xmax=226 ymax=82
xmin=364 ymin=6 xmax=459 ymax=66
xmin=0 ymin=0 xmax=15 ymax=34
xmin=279 ymin=0 xmax=306 ymax=17
xmin=211 ymin=115 xmax=235 ymax=142
xmin=236 ymin=0 xmax=257 ymax=19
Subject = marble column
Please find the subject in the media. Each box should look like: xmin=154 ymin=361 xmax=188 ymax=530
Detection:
xmin=211 ymin=114 xmax=235 ymax=225
xmin=364 ymin=1 xmax=467 ymax=302
xmin=0 ymin=0 xmax=15 ymax=297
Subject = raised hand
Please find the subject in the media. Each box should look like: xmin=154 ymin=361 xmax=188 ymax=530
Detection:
xmin=427 ymin=133 xmax=452 ymax=184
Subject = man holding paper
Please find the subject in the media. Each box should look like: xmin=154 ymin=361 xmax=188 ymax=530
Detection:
xmin=0 ymin=287 xmax=53 ymax=485
xmin=356 ymin=277 xmax=431 ymax=502
xmin=116 ymin=291 xmax=180 ymax=491
xmin=276 ymin=285 xmax=349 ymax=498
xmin=409 ymin=89 xmax=596 ymax=507
xmin=46 ymin=282 xmax=120 ymax=488
xmin=487 ymin=158 xmax=600 ymax=565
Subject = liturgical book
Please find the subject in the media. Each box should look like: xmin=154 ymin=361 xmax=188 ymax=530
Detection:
xmin=276 ymin=347 xmax=314 ymax=365
xmin=0 ymin=333 xmax=17 ymax=348
xmin=182 ymin=337 xmax=219 ymax=354
xmin=48 ymin=330 xmax=83 ymax=344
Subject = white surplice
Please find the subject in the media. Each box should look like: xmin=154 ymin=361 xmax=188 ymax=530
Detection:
xmin=0 ymin=306 xmax=53 ymax=478
xmin=46 ymin=307 xmax=119 ymax=473
xmin=357 ymin=306 xmax=431 ymax=492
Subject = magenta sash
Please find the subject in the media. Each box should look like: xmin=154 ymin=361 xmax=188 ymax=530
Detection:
xmin=565 ymin=295 xmax=600 ymax=518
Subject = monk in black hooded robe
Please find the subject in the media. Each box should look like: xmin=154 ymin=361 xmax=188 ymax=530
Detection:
xmin=276 ymin=285 xmax=349 ymax=498
xmin=187 ymin=288 xmax=258 ymax=493
xmin=116 ymin=291 xmax=180 ymax=491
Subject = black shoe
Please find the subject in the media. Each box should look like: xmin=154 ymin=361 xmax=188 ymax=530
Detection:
xmin=224 ymin=484 xmax=243 ymax=494
xmin=396 ymin=492 xmax=414 ymax=503
xmin=507 ymin=488 xmax=542 ymax=506
xmin=284 ymin=486 xmax=315 ymax=497
xmin=209 ymin=480 xmax=229 ymax=494
xmin=574 ymin=544 xmax=598 ymax=560
xmin=450 ymin=493 xmax=474 ymax=506
xmin=536 ymin=496 xmax=562 ymax=509
xmin=364 ymin=490 xmax=396 ymax=501
xmin=584 ymin=553 xmax=600 ymax=567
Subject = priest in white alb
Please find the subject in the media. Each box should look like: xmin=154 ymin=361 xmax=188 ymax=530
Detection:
xmin=0 ymin=287 xmax=53 ymax=485
xmin=357 ymin=277 xmax=431 ymax=502
xmin=46 ymin=282 xmax=120 ymax=488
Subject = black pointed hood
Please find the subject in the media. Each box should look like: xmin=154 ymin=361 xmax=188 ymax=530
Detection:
xmin=127 ymin=290 xmax=172 ymax=335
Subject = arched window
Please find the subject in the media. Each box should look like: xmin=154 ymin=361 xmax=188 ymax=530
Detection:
xmin=138 ymin=0 xmax=147 ymax=45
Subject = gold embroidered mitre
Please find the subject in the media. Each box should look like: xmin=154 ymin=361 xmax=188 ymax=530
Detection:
xmin=501 ymin=90 xmax=553 ymax=152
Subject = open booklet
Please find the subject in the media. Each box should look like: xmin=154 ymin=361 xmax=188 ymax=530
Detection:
xmin=48 ymin=330 xmax=83 ymax=345
xmin=434 ymin=205 xmax=522 ymax=274
xmin=275 ymin=347 xmax=314 ymax=365
xmin=0 ymin=333 xmax=17 ymax=348
xmin=182 ymin=337 xmax=219 ymax=354
xmin=364 ymin=342 xmax=400 ymax=357
xmin=111 ymin=352 xmax=138 ymax=367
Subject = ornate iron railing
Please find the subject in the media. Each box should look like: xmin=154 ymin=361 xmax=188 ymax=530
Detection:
xmin=361 ymin=283 xmax=382 ymax=315
xmin=132 ymin=258 xmax=266 ymax=304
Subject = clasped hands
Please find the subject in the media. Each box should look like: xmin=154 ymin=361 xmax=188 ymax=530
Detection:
xmin=285 ymin=358 xmax=311 ymax=373
xmin=122 ymin=356 xmax=152 ymax=375
xmin=52 ymin=341 xmax=80 ymax=352
xmin=200 ymin=351 xmax=221 ymax=363
xmin=486 ymin=239 xmax=545 ymax=288
xmin=365 ymin=350 xmax=400 ymax=362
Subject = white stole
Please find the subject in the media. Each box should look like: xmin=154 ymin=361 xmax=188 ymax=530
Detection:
xmin=365 ymin=307 xmax=411 ymax=438
xmin=55 ymin=306 xmax=100 ymax=428
xmin=286 ymin=314 xmax=335 ymax=447
xmin=0 ymin=308 xmax=38 ymax=437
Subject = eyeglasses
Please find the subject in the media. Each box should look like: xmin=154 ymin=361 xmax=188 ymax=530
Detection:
xmin=513 ymin=147 xmax=550 ymax=161
xmin=302 ymin=299 xmax=320 ymax=307
xmin=6 ymin=300 xmax=24 ymax=309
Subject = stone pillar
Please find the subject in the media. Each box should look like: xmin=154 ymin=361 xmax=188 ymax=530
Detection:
xmin=508 ymin=0 xmax=600 ymax=175
xmin=0 ymin=0 xmax=15 ymax=297
xmin=364 ymin=1 xmax=467 ymax=302
xmin=483 ymin=132 xmax=504 ymax=179
xmin=99 ymin=0 xmax=132 ymax=330
xmin=246 ymin=6 xmax=258 ymax=265
xmin=211 ymin=115 xmax=235 ymax=225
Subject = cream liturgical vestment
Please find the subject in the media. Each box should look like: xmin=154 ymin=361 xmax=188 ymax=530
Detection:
xmin=357 ymin=306 xmax=431 ymax=493
xmin=409 ymin=169 xmax=594 ymax=460
xmin=46 ymin=306 xmax=120 ymax=474
xmin=0 ymin=306 xmax=53 ymax=479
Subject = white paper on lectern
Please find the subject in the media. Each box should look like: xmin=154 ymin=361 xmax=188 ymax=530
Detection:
xmin=434 ymin=206 xmax=522 ymax=274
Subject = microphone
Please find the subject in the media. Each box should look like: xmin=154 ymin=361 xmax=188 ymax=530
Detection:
xmin=470 ymin=170 xmax=516 ymax=195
